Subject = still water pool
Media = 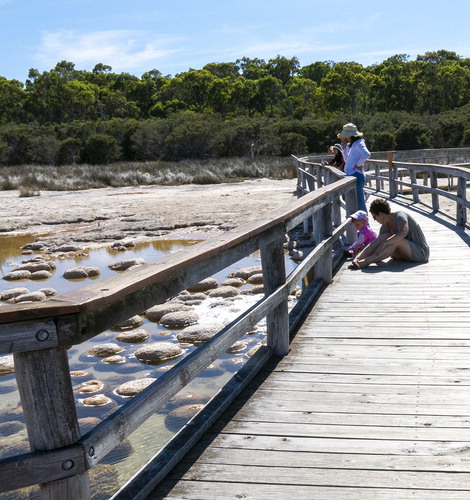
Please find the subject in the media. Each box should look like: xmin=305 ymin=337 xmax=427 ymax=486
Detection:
xmin=0 ymin=234 xmax=297 ymax=499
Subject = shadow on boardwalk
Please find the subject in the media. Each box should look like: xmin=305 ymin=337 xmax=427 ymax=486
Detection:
xmin=148 ymin=197 xmax=470 ymax=500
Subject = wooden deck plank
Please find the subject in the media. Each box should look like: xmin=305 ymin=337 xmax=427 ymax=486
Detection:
xmin=148 ymin=200 xmax=470 ymax=499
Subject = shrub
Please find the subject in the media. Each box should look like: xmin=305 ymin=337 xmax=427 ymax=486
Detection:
xmin=369 ymin=131 xmax=396 ymax=151
xmin=462 ymin=129 xmax=470 ymax=147
xmin=57 ymin=138 xmax=82 ymax=165
xmin=279 ymin=132 xmax=307 ymax=156
xmin=395 ymin=122 xmax=431 ymax=150
xmin=82 ymin=134 xmax=121 ymax=164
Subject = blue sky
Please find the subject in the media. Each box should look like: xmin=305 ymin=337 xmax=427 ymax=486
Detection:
xmin=1 ymin=0 xmax=469 ymax=82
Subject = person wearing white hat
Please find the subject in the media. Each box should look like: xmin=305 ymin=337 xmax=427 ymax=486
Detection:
xmin=338 ymin=123 xmax=370 ymax=212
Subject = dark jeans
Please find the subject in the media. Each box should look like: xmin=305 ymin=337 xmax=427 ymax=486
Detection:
xmin=351 ymin=171 xmax=367 ymax=212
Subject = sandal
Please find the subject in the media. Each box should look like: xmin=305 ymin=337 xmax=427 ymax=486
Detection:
xmin=348 ymin=260 xmax=361 ymax=269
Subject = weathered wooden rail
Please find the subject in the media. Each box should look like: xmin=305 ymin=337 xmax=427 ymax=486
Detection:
xmin=145 ymin=152 xmax=470 ymax=499
xmin=0 ymin=167 xmax=357 ymax=498
xmin=294 ymin=150 xmax=470 ymax=229
xmin=2 ymin=147 xmax=469 ymax=499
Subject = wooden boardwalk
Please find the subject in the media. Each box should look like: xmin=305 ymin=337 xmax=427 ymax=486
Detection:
xmin=149 ymin=199 xmax=470 ymax=499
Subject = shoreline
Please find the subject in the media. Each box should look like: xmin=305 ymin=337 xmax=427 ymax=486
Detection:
xmin=0 ymin=179 xmax=298 ymax=250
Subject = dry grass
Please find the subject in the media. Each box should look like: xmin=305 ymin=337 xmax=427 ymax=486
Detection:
xmin=0 ymin=157 xmax=296 ymax=192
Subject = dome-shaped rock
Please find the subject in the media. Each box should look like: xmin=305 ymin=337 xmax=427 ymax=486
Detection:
xmin=207 ymin=286 xmax=240 ymax=299
xmin=221 ymin=277 xmax=245 ymax=287
xmin=102 ymin=355 xmax=126 ymax=364
xmin=242 ymin=285 xmax=265 ymax=295
xmin=29 ymin=270 xmax=52 ymax=280
xmin=0 ymin=355 xmax=14 ymax=376
xmin=146 ymin=302 xmax=192 ymax=322
xmin=83 ymin=395 xmax=112 ymax=407
xmin=13 ymin=291 xmax=47 ymax=303
xmin=115 ymin=377 xmax=156 ymax=397
xmin=0 ymin=288 xmax=30 ymax=301
xmin=108 ymin=258 xmax=145 ymax=272
xmin=3 ymin=270 xmax=31 ymax=281
xmin=247 ymin=273 xmax=264 ymax=284
xmin=38 ymin=287 xmax=58 ymax=297
xmin=14 ymin=262 xmax=55 ymax=273
xmin=164 ymin=404 xmax=205 ymax=432
xmin=228 ymin=266 xmax=262 ymax=280
xmin=112 ymin=240 xmax=135 ymax=249
xmin=176 ymin=323 xmax=224 ymax=344
xmin=79 ymin=380 xmax=104 ymax=394
xmin=187 ymin=277 xmax=218 ymax=292
xmin=63 ymin=266 xmax=100 ymax=279
xmin=177 ymin=292 xmax=207 ymax=302
xmin=226 ymin=341 xmax=246 ymax=353
xmin=134 ymin=342 xmax=183 ymax=364
xmin=115 ymin=328 xmax=149 ymax=343
xmin=165 ymin=393 xmax=210 ymax=411
xmin=160 ymin=311 xmax=199 ymax=329
xmin=113 ymin=315 xmax=144 ymax=330
xmin=52 ymin=245 xmax=83 ymax=253
xmin=88 ymin=343 xmax=123 ymax=358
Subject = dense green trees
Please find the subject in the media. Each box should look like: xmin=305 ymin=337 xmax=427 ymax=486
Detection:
xmin=0 ymin=51 xmax=469 ymax=165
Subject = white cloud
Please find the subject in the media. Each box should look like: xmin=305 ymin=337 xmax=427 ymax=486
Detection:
xmin=37 ymin=30 xmax=183 ymax=73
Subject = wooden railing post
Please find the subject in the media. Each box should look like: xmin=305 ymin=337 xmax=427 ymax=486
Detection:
xmin=261 ymin=232 xmax=289 ymax=356
xmin=457 ymin=176 xmax=467 ymax=226
xmin=14 ymin=347 xmax=90 ymax=500
xmin=430 ymin=171 xmax=439 ymax=212
xmin=313 ymin=204 xmax=333 ymax=285
xmin=344 ymin=184 xmax=358 ymax=245
xmin=410 ymin=166 xmax=420 ymax=203
xmin=388 ymin=151 xmax=398 ymax=199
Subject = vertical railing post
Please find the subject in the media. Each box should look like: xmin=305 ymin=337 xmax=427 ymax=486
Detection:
xmin=261 ymin=231 xmax=289 ymax=356
xmin=388 ymin=151 xmax=398 ymax=199
xmin=313 ymin=203 xmax=333 ymax=285
xmin=430 ymin=171 xmax=439 ymax=212
xmin=410 ymin=166 xmax=420 ymax=203
xmin=375 ymin=163 xmax=381 ymax=192
xmin=457 ymin=176 xmax=467 ymax=226
xmin=344 ymin=183 xmax=358 ymax=245
xmin=14 ymin=347 xmax=90 ymax=499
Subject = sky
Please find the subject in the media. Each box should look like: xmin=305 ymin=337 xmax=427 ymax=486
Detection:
xmin=1 ymin=0 xmax=469 ymax=83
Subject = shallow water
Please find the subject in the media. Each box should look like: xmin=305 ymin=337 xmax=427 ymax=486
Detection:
xmin=0 ymin=234 xmax=297 ymax=499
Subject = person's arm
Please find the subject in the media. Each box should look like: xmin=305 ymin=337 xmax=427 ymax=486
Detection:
xmin=355 ymin=140 xmax=371 ymax=167
xmin=349 ymin=232 xmax=365 ymax=251
xmin=354 ymin=232 xmax=387 ymax=260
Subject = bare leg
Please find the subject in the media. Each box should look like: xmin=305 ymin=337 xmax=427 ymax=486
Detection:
xmin=353 ymin=239 xmax=413 ymax=268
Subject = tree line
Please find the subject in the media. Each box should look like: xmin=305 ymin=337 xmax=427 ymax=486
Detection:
xmin=1 ymin=50 xmax=469 ymax=165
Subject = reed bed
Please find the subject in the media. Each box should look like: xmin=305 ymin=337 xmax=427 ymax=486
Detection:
xmin=0 ymin=157 xmax=296 ymax=193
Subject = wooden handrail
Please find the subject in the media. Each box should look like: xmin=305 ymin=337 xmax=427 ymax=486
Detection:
xmin=0 ymin=175 xmax=357 ymax=498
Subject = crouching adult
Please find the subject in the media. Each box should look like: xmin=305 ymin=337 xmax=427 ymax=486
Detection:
xmin=350 ymin=198 xmax=429 ymax=269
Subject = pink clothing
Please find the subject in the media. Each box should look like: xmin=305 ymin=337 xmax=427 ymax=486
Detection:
xmin=349 ymin=225 xmax=377 ymax=253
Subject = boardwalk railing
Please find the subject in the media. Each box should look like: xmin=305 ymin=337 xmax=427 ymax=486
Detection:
xmin=0 ymin=172 xmax=357 ymax=499
xmin=294 ymin=149 xmax=470 ymax=228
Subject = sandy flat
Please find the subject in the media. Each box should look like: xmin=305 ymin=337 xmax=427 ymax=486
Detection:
xmin=0 ymin=179 xmax=298 ymax=248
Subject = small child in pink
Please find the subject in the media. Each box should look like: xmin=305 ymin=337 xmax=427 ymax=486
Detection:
xmin=348 ymin=210 xmax=377 ymax=257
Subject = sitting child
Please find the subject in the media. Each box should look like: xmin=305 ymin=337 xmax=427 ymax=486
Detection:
xmin=348 ymin=210 xmax=377 ymax=256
